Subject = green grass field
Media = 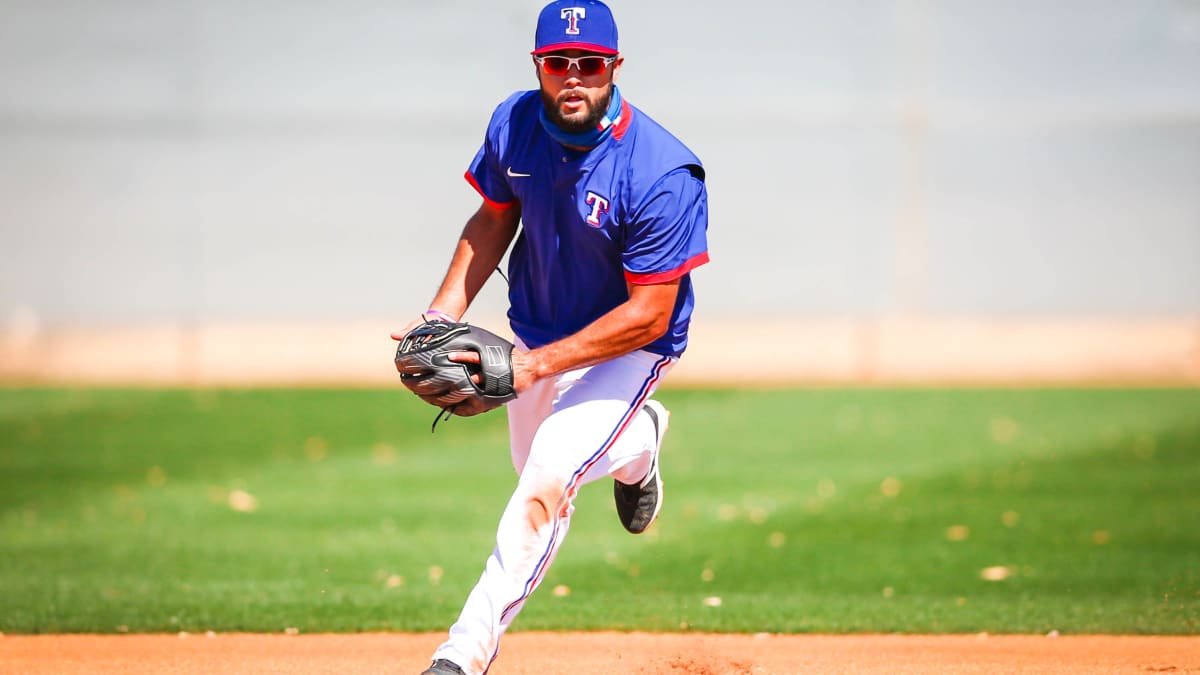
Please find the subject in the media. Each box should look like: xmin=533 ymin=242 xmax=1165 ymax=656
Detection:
xmin=1 ymin=387 xmax=1197 ymax=635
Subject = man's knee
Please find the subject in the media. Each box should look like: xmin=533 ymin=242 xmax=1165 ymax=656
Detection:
xmin=512 ymin=469 xmax=570 ymax=534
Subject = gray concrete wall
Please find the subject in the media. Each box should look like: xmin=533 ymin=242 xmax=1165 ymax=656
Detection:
xmin=1 ymin=1 xmax=1198 ymax=381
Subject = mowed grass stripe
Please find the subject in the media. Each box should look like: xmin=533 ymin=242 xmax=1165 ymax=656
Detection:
xmin=0 ymin=388 xmax=1196 ymax=634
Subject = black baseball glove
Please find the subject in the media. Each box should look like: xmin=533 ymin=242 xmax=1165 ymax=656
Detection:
xmin=394 ymin=320 xmax=517 ymax=426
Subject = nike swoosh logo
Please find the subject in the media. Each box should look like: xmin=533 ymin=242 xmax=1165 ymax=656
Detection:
xmin=506 ymin=167 xmax=531 ymax=178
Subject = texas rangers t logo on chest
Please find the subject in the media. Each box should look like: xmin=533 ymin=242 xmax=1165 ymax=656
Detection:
xmin=560 ymin=7 xmax=586 ymax=34
xmin=585 ymin=191 xmax=610 ymax=227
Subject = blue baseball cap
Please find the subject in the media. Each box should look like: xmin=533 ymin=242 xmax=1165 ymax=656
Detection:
xmin=532 ymin=1 xmax=619 ymax=56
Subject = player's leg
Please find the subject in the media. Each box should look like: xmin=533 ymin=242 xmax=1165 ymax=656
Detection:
xmin=424 ymin=372 xmax=557 ymax=674
xmin=556 ymin=354 xmax=672 ymax=491
xmin=429 ymin=349 xmax=674 ymax=674
xmin=555 ymin=354 xmax=673 ymax=534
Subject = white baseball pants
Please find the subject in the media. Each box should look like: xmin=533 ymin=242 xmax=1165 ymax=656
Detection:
xmin=431 ymin=344 xmax=676 ymax=674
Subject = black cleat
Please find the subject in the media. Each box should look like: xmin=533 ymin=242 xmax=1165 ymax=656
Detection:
xmin=421 ymin=659 xmax=465 ymax=675
xmin=614 ymin=400 xmax=670 ymax=534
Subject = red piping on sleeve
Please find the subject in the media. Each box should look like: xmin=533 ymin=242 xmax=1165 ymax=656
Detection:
xmin=464 ymin=171 xmax=515 ymax=210
xmin=625 ymin=251 xmax=710 ymax=285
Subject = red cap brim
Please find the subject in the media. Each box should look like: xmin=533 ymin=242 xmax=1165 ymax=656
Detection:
xmin=531 ymin=42 xmax=619 ymax=56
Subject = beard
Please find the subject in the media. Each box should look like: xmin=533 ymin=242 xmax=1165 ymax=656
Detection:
xmin=540 ymin=85 xmax=612 ymax=133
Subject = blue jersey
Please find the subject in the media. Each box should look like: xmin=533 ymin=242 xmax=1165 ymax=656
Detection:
xmin=465 ymin=91 xmax=709 ymax=357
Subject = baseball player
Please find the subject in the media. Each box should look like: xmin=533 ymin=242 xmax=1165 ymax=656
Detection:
xmin=395 ymin=2 xmax=709 ymax=673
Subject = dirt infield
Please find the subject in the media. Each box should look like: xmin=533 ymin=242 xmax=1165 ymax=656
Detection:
xmin=2 ymin=632 xmax=1197 ymax=674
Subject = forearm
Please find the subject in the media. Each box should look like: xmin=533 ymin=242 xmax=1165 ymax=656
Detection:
xmin=520 ymin=282 xmax=678 ymax=382
xmin=428 ymin=205 xmax=519 ymax=319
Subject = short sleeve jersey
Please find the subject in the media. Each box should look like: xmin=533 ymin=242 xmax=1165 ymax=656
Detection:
xmin=465 ymin=91 xmax=709 ymax=357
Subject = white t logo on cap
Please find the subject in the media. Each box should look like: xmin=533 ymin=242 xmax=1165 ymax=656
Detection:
xmin=561 ymin=7 xmax=586 ymax=35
